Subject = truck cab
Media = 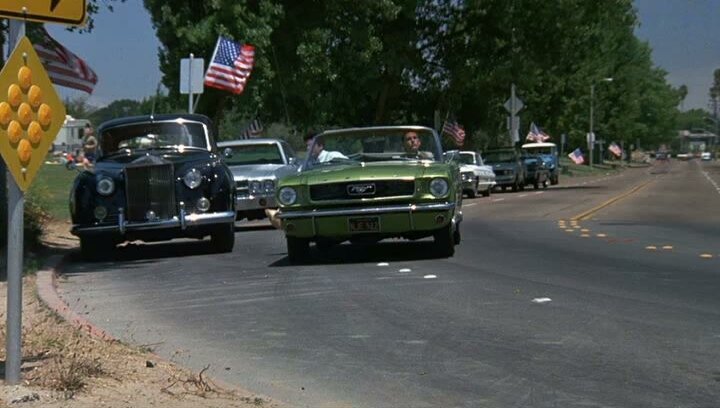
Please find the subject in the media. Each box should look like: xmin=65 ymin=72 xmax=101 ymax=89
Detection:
xmin=521 ymin=142 xmax=560 ymax=185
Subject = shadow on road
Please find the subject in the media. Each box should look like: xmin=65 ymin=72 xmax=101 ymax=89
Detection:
xmin=269 ymin=240 xmax=446 ymax=267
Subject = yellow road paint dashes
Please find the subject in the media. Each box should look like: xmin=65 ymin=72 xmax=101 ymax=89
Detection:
xmin=581 ymin=234 xmax=590 ymax=238
xmin=645 ymin=246 xmax=657 ymax=250
xmin=596 ymin=233 xmax=607 ymax=238
xmin=662 ymin=246 xmax=673 ymax=250
xmin=700 ymin=254 xmax=713 ymax=259
xmin=581 ymin=229 xmax=590 ymax=233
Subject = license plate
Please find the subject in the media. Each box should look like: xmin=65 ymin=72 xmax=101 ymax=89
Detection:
xmin=349 ymin=217 xmax=380 ymax=232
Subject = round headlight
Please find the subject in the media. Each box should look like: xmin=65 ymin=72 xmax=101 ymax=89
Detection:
xmin=278 ymin=187 xmax=297 ymax=205
xmin=183 ymin=169 xmax=202 ymax=189
xmin=96 ymin=177 xmax=115 ymax=196
xmin=429 ymin=178 xmax=449 ymax=197
xmin=250 ymin=180 xmax=262 ymax=194
xmin=263 ymin=180 xmax=275 ymax=192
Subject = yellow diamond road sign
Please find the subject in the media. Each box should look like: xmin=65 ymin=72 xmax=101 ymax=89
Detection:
xmin=0 ymin=0 xmax=86 ymax=26
xmin=0 ymin=36 xmax=66 ymax=192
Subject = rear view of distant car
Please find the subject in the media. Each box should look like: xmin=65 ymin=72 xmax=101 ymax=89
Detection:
xmin=701 ymin=152 xmax=712 ymax=161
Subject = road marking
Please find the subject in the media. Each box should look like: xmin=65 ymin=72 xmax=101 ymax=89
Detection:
xmin=492 ymin=198 xmax=505 ymax=202
xmin=581 ymin=228 xmax=590 ymax=233
xmin=464 ymin=203 xmax=477 ymax=207
xmin=377 ymin=262 xmax=389 ymax=266
xmin=571 ymin=179 xmax=655 ymax=221
xmin=398 ymin=268 xmax=412 ymax=273
xmin=565 ymin=229 xmax=575 ymax=232
xmin=662 ymin=245 xmax=673 ymax=250
xmin=532 ymin=297 xmax=552 ymax=304
xmin=423 ymin=274 xmax=437 ymax=279
xmin=700 ymin=254 xmax=713 ymax=259
xmin=596 ymin=233 xmax=607 ymax=237
xmin=646 ymin=246 xmax=657 ymax=250
xmin=580 ymin=234 xmax=590 ymax=238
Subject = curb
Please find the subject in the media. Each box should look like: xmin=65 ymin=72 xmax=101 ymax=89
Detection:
xmin=35 ymin=253 xmax=117 ymax=342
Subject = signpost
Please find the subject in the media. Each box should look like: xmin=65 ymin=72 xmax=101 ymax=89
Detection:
xmin=2 ymin=3 xmax=75 ymax=384
xmin=0 ymin=0 xmax=87 ymax=26
xmin=180 ymin=54 xmax=205 ymax=114
xmin=504 ymin=84 xmax=524 ymax=145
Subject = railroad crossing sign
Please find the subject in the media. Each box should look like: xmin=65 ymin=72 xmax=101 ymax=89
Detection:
xmin=0 ymin=36 xmax=66 ymax=191
xmin=0 ymin=0 xmax=87 ymax=26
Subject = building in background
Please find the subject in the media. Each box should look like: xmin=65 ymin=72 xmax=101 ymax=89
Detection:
xmin=55 ymin=115 xmax=91 ymax=153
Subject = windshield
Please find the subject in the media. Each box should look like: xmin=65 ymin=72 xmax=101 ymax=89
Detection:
xmin=100 ymin=121 xmax=209 ymax=155
xmin=459 ymin=153 xmax=476 ymax=165
xmin=523 ymin=146 xmax=555 ymax=155
xmin=303 ymin=127 xmax=442 ymax=169
xmin=483 ymin=151 xmax=516 ymax=163
xmin=222 ymin=144 xmax=284 ymax=165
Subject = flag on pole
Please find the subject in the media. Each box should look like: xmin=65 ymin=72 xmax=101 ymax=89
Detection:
xmin=33 ymin=26 xmax=98 ymax=94
xmin=204 ymin=36 xmax=255 ymax=95
xmin=608 ymin=142 xmax=622 ymax=158
xmin=526 ymin=122 xmax=550 ymax=143
xmin=568 ymin=148 xmax=585 ymax=164
xmin=442 ymin=119 xmax=466 ymax=146
xmin=240 ymin=118 xmax=263 ymax=139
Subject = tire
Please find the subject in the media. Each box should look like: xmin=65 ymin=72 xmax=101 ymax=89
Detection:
xmin=211 ymin=223 xmax=235 ymax=253
xmin=79 ymin=236 xmax=114 ymax=261
xmin=481 ymin=186 xmax=491 ymax=197
xmin=467 ymin=180 xmax=478 ymax=198
xmin=433 ymin=224 xmax=455 ymax=257
xmin=511 ymin=182 xmax=518 ymax=192
xmin=551 ymin=175 xmax=559 ymax=185
xmin=287 ymin=236 xmax=310 ymax=264
xmin=542 ymin=180 xmax=548 ymax=188
xmin=501 ymin=186 xmax=507 ymax=192
xmin=533 ymin=181 xmax=539 ymax=189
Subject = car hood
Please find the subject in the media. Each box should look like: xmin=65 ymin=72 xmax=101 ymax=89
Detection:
xmin=286 ymin=161 xmax=449 ymax=185
xmin=227 ymin=164 xmax=287 ymax=180
xmin=92 ymin=150 xmax=216 ymax=177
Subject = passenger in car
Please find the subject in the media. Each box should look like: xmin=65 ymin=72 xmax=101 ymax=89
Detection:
xmin=304 ymin=131 xmax=347 ymax=163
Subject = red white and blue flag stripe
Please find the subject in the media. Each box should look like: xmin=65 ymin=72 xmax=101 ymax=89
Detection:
xmin=568 ymin=148 xmax=585 ymax=164
xmin=33 ymin=26 xmax=98 ymax=94
xmin=204 ymin=36 xmax=255 ymax=95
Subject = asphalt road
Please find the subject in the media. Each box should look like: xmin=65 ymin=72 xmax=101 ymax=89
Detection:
xmin=58 ymin=160 xmax=720 ymax=408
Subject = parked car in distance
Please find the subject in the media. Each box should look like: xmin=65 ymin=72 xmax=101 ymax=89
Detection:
xmin=218 ymin=138 xmax=299 ymax=221
xmin=458 ymin=151 xmax=496 ymax=197
xmin=276 ymin=126 xmax=463 ymax=263
xmin=701 ymin=151 xmax=712 ymax=161
xmin=520 ymin=152 xmax=550 ymax=189
xmin=521 ymin=142 xmax=560 ymax=185
xmin=70 ymin=114 xmax=237 ymax=260
xmin=483 ymin=147 xmax=526 ymax=192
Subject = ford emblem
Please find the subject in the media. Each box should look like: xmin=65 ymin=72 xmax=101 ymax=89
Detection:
xmin=347 ymin=183 xmax=376 ymax=196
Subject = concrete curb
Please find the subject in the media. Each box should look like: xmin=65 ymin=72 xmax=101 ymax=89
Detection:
xmin=35 ymin=253 xmax=117 ymax=342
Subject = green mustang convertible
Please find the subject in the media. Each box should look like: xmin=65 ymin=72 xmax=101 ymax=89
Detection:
xmin=276 ymin=126 xmax=463 ymax=263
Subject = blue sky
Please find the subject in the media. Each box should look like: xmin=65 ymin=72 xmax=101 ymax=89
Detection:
xmin=24 ymin=0 xmax=720 ymax=111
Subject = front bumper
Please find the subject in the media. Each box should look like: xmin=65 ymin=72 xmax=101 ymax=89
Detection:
xmin=278 ymin=202 xmax=459 ymax=238
xmin=235 ymin=194 xmax=277 ymax=211
xmin=72 ymin=209 xmax=236 ymax=236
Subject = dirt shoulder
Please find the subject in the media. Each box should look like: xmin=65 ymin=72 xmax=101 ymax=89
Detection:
xmin=0 ymin=220 xmax=279 ymax=408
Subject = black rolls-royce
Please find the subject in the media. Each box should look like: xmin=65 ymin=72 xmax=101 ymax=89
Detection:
xmin=70 ymin=114 xmax=236 ymax=259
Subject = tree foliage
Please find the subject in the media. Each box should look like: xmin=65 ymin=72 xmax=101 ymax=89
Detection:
xmin=139 ymin=1 xmax=681 ymax=150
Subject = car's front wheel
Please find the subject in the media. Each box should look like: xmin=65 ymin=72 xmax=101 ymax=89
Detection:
xmin=287 ymin=236 xmax=309 ymax=264
xmin=210 ymin=223 xmax=235 ymax=253
xmin=433 ymin=224 xmax=455 ymax=258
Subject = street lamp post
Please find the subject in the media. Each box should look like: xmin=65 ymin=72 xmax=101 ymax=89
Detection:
xmin=589 ymin=77 xmax=613 ymax=168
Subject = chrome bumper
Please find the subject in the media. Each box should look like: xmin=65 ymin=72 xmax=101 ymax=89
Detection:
xmin=235 ymin=194 xmax=277 ymax=211
xmin=278 ymin=202 xmax=456 ymax=220
xmin=72 ymin=209 xmax=236 ymax=236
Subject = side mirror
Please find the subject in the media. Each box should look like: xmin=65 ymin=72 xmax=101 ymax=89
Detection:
xmin=223 ymin=147 xmax=233 ymax=158
xmin=288 ymin=157 xmax=297 ymax=165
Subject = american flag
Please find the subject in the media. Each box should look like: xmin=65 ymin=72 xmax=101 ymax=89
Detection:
xmin=526 ymin=122 xmax=550 ymax=143
xmin=240 ymin=118 xmax=263 ymax=139
xmin=568 ymin=148 xmax=585 ymax=164
xmin=33 ymin=26 xmax=98 ymax=94
xmin=204 ymin=36 xmax=255 ymax=95
xmin=442 ymin=119 xmax=466 ymax=146
xmin=608 ymin=142 xmax=622 ymax=157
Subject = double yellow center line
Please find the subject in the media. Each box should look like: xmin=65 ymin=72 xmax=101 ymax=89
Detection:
xmin=571 ymin=179 xmax=655 ymax=221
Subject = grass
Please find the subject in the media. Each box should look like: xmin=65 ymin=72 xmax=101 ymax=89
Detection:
xmin=30 ymin=163 xmax=78 ymax=221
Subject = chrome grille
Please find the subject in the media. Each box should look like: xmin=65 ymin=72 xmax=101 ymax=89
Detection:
xmin=310 ymin=180 xmax=415 ymax=201
xmin=125 ymin=163 xmax=176 ymax=222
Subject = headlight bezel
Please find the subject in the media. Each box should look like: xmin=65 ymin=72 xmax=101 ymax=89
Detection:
xmin=278 ymin=186 xmax=298 ymax=206
xmin=429 ymin=178 xmax=449 ymax=198
xmin=183 ymin=168 xmax=203 ymax=189
xmin=96 ymin=177 xmax=115 ymax=196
